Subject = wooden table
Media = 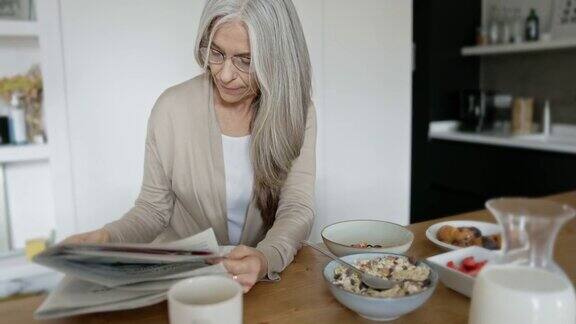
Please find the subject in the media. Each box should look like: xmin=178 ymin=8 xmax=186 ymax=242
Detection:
xmin=2 ymin=192 xmax=575 ymax=323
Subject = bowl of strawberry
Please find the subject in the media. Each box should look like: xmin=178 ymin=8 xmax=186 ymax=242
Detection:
xmin=446 ymin=256 xmax=488 ymax=277
xmin=426 ymin=246 xmax=496 ymax=297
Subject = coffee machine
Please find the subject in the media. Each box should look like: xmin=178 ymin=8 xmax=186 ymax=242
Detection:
xmin=459 ymin=90 xmax=496 ymax=132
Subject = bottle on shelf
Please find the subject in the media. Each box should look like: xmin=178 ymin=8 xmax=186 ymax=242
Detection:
xmin=488 ymin=5 xmax=500 ymax=44
xmin=542 ymin=100 xmax=551 ymax=137
xmin=501 ymin=20 xmax=511 ymax=44
xmin=499 ymin=6 xmax=512 ymax=44
xmin=525 ymin=8 xmax=540 ymax=42
xmin=511 ymin=8 xmax=523 ymax=43
xmin=9 ymin=92 xmax=28 ymax=145
xmin=0 ymin=100 xmax=10 ymax=145
xmin=476 ymin=26 xmax=488 ymax=46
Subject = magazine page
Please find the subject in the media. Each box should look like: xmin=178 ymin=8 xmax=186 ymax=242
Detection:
xmin=34 ymin=276 xmax=166 ymax=320
xmin=34 ymin=228 xmax=221 ymax=265
xmin=35 ymin=257 xmax=210 ymax=287
xmin=33 ymin=229 xmax=225 ymax=287
xmin=33 ymin=229 xmax=236 ymax=319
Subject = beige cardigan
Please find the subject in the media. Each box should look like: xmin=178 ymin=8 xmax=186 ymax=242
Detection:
xmin=103 ymin=73 xmax=316 ymax=279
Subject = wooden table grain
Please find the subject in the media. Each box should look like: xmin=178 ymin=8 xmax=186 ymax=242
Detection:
xmin=2 ymin=192 xmax=575 ymax=323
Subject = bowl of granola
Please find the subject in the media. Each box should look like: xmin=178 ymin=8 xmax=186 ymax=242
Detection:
xmin=321 ymin=220 xmax=413 ymax=257
xmin=323 ymin=253 xmax=438 ymax=321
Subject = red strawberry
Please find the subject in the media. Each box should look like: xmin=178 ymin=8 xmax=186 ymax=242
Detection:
xmin=461 ymin=256 xmax=477 ymax=271
xmin=447 ymin=261 xmax=457 ymax=269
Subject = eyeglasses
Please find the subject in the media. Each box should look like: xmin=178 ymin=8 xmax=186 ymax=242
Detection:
xmin=200 ymin=46 xmax=251 ymax=73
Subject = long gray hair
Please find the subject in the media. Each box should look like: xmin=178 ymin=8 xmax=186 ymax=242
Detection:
xmin=194 ymin=0 xmax=312 ymax=226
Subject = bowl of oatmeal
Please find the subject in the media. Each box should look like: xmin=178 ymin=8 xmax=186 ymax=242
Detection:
xmin=322 ymin=220 xmax=413 ymax=257
xmin=323 ymin=253 xmax=438 ymax=321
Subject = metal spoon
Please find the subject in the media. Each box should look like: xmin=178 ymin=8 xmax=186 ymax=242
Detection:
xmin=302 ymin=241 xmax=396 ymax=290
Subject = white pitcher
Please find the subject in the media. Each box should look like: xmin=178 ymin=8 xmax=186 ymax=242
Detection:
xmin=469 ymin=198 xmax=576 ymax=324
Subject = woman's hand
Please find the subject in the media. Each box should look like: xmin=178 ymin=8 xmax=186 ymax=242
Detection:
xmin=223 ymin=245 xmax=268 ymax=293
xmin=60 ymin=228 xmax=110 ymax=245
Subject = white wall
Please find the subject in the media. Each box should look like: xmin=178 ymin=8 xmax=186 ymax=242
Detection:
xmin=59 ymin=0 xmax=205 ymax=231
xmin=292 ymin=0 xmax=326 ymax=242
xmin=53 ymin=0 xmax=412 ymax=241
xmin=321 ymin=0 xmax=412 ymax=237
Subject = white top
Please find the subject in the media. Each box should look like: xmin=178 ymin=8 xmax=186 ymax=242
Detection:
xmin=221 ymin=134 xmax=253 ymax=245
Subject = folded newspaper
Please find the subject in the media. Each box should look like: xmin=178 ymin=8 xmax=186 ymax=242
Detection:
xmin=32 ymin=228 xmax=233 ymax=319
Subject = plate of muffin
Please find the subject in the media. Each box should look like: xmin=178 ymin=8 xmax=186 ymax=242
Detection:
xmin=425 ymin=221 xmax=501 ymax=251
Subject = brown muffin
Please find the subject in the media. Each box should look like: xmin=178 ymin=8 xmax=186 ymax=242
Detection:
xmin=437 ymin=225 xmax=457 ymax=244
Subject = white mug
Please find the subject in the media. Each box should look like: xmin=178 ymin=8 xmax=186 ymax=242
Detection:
xmin=168 ymin=276 xmax=243 ymax=324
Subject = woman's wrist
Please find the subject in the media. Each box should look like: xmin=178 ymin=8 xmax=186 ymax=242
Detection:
xmin=256 ymin=249 xmax=269 ymax=280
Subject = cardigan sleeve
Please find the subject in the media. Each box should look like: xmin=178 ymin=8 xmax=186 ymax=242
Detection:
xmin=103 ymin=92 xmax=175 ymax=243
xmin=256 ymin=104 xmax=317 ymax=280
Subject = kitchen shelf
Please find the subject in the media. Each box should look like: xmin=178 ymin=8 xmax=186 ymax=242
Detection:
xmin=461 ymin=38 xmax=576 ymax=56
xmin=0 ymin=20 xmax=38 ymax=38
xmin=0 ymin=144 xmax=49 ymax=163
xmin=429 ymin=121 xmax=576 ymax=155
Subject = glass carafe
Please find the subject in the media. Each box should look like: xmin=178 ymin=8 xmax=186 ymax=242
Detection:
xmin=469 ymin=198 xmax=576 ymax=324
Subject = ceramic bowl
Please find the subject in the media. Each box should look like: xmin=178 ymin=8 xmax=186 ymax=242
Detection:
xmin=426 ymin=246 xmax=497 ymax=297
xmin=425 ymin=220 xmax=501 ymax=251
xmin=321 ymin=220 xmax=413 ymax=257
xmin=323 ymin=253 xmax=438 ymax=321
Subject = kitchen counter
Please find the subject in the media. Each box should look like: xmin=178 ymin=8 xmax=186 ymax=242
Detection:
xmin=429 ymin=121 xmax=576 ymax=154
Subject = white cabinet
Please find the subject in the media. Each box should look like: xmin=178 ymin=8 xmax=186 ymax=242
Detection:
xmin=0 ymin=17 xmax=55 ymax=251
xmin=0 ymin=5 xmax=59 ymax=296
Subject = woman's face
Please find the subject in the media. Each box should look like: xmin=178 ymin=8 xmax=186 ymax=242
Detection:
xmin=209 ymin=21 xmax=258 ymax=105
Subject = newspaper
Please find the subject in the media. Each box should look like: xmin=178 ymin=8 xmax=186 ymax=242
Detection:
xmin=33 ymin=228 xmax=233 ymax=319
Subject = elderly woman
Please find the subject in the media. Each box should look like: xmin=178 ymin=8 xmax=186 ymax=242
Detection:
xmin=63 ymin=0 xmax=315 ymax=292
